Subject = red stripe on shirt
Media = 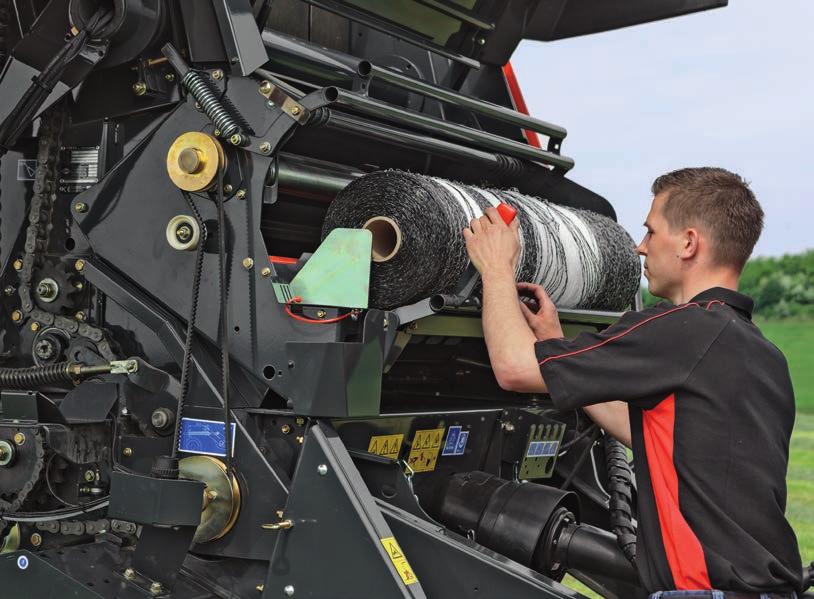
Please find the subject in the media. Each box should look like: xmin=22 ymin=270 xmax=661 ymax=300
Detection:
xmin=538 ymin=303 xmax=701 ymax=366
xmin=643 ymin=394 xmax=712 ymax=590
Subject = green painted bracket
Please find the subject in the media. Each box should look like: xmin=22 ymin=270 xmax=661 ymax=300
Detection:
xmin=287 ymin=228 xmax=372 ymax=309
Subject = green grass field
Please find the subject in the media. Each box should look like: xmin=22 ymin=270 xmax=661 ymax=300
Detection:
xmin=564 ymin=319 xmax=814 ymax=598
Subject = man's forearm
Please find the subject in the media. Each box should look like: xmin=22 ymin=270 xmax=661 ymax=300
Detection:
xmin=480 ymin=268 xmax=547 ymax=392
xmin=583 ymin=401 xmax=632 ymax=448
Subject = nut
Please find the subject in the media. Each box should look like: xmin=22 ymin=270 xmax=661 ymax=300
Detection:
xmin=74 ymin=259 xmax=85 ymax=271
xmin=242 ymin=257 xmax=254 ymax=270
xmin=260 ymin=267 xmax=271 ymax=277
xmin=11 ymin=310 xmax=23 ymax=323
xmin=13 ymin=433 xmax=26 ymax=445
xmin=290 ymin=106 xmax=301 ymax=116
xmin=74 ymin=202 xmax=88 ymax=213
xmin=122 ymin=447 xmax=133 ymax=457
xmin=123 ymin=567 xmax=136 ymax=580
xmin=30 ymin=322 xmax=40 ymax=332
xmin=133 ymin=81 xmax=147 ymax=96
xmin=12 ymin=259 xmax=23 ymax=271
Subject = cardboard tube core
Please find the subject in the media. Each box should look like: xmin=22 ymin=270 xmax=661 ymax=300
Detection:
xmin=363 ymin=216 xmax=402 ymax=262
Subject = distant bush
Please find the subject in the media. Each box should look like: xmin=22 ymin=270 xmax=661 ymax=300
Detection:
xmin=640 ymin=249 xmax=814 ymax=318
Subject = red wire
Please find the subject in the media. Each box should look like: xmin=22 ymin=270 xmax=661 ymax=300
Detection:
xmin=284 ymin=296 xmax=358 ymax=324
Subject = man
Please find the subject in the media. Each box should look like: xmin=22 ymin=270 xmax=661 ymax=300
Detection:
xmin=463 ymin=167 xmax=802 ymax=598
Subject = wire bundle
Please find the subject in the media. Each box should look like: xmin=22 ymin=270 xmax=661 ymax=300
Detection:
xmin=321 ymin=170 xmax=640 ymax=311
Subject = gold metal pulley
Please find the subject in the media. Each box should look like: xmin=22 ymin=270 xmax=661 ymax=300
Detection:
xmin=166 ymin=132 xmax=225 ymax=192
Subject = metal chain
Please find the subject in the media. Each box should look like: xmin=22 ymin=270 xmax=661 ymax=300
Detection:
xmin=13 ymin=103 xmax=116 ymax=361
xmin=0 ymin=429 xmax=45 ymax=514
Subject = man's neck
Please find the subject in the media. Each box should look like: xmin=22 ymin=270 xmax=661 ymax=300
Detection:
xmin=671 ymin=270 xmax=740 ymax=305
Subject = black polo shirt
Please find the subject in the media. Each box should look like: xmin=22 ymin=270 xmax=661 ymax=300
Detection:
xmin=535 ymin=287 xmax=802 ymax=594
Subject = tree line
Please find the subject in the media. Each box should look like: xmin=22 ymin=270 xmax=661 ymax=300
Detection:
xmin=641 ymin=250 xmax=814 ymax=319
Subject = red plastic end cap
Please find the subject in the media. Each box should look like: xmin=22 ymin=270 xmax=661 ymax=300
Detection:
xmin=497 ymin=203 xmax=517 ymax=225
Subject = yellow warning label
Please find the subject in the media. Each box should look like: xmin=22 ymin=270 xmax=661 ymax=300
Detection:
xmin=367 ymin=434 xmax=404 ymax=460
xmin=406 ymin=428 xmax=445 ymax=473
xmin=380 ymin=536 xmax=418 ymax=586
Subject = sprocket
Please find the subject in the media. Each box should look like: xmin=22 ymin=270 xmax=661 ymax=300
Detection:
xmin=0 ymin=427 xmax=45 ymax=514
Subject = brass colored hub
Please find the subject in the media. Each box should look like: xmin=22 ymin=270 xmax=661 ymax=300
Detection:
xmin=179 ymin=455 xmax=241 ymax=544
xmin=166 ymin=132 xmax=225 ymax=192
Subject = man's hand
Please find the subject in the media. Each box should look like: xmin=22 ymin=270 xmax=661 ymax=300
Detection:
xmin=463 ymin=207 xmax=521 ymax=278
xmin=517 ymin=282 xmax=564 ymax=342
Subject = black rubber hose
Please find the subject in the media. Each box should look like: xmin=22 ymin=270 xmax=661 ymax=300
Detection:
xmin=604 ymin=434 xmax=637 ymax=565
xmin=0 ymin=362 xmax=77 ymax=388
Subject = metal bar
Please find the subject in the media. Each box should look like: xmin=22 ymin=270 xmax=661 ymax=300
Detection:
xmin=411 ymin=0 xmax=495 ymax=31
xmin=261 ymin=29 xmax=361 ymax=84
xmin=277 ymin=153 xmax=364 ymax=196
xmin=295 ymin=0 xmax=481 ymax=69
xmin=361 ymin=62 xmax=567 ymax=141
xmin=323 ymin=87 xmax=575 ymax=171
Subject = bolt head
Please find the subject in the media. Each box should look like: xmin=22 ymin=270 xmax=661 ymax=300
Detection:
xmin=260 ymin=267 xmax=271 ymax=277
xmin=236 ymin=189 xmax=246 ymax=199
xmin=4 ymin=285 xmax=15 ymax=296
xmin=84 ymin=470 xmax=95 ymax=482
xmin=35 ymin=339 xmax=56 ymax=360
xmin=30 ymin=322 xmax=40 ymax=332
xmin=212 ymin=69 xmax=224 ymax=80
xmin=11 ymin=310 xmax=23 ymax=323
xmin=259 ymin=142 xmax=271 ymax=154
xmin=229 ymin=134 xmax=242 ymax=146
xmin=122 ymin=447 xmax=133 ymax=457
xmin=177 ymin=148 xmax=203 ymax=174
xmin=242 ymin=257 xmax=254 ymax=269
xmin=12 ymin=259 xmax=23 ymax=271
xmin=74 ymin=259 xmax=85 ymax=271
xmin=149 ymin=582 xmax=163 ymax=595
xmin=74 ymin=202 xmax=88 ymax=213
xmin=316 ymin=309 xmax=327 ymax=319
xmin=123 ymin=567 xmax=136 ymax=580
xmin=281 ymin=424 xmax=291 ymax=434
xmin=284 ymin=584 xmax=295 ymax=597
xmin=164 ymin=73 xmax=175 ymax=82
xmin=13 ymin=433 xmax=25 ymax=446
xmin=133 ymin=81 xmax=147 ymax=96
xmin=317 ymin=464 xmax=328 ymax=476
xmin=223 ymin=183 xmax=234 ymax=193
xmin=175 ymin=225 xmax=193 ymax=242
xmin=75 ymin=311 xmax=86 ymax=322
xmin=259 ymin=81 xmax=273 ymax=95
xmin=30 ymin=533 xmax=42 ymax=547
xmin=290 ymin=106 xmax=301 ymax=116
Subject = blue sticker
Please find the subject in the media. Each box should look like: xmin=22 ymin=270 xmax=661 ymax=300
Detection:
xmin=178 ymin=418 xmax=237 ymax=457
xmin=454 ymin=431 xmax=469 ymax=456
xmin=527 ymin=440 xmax=560 ymax=458
xmin=442 ymin=426 xmax=462 ymax=456
xmin=17 ymin=555 xmax=29 ymax=570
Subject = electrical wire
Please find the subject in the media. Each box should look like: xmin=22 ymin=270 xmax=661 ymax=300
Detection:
xmin=44 ymin=453 xmax=78 ymax=508
xmin=589 ymin=445 xmax=611 ymax=501
xmin=0 ymin=498 xmax=109 ymax=522
xmin=284 ymin=296 xmax=360 ymax=324
xmin=560 ymin=427 xmax=600 ymax=491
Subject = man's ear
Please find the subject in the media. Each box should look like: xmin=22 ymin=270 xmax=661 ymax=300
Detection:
xmin=680 ymin=228 xmax=700 ymax=260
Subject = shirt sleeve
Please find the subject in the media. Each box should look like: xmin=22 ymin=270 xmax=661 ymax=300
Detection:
xmin=535 ymin=304 xmax=725 ymax=411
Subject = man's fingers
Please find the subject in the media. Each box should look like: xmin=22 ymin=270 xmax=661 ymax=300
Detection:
xmin=517 ymin=282 xmax=540 ymax=292
xmin=463 ymin=227 xmax=473 ymax=241
xmin=510 ymin=218 xmax=520 ymax=233
xmin=484 ymin=206 xmax=501 ymax=225
xmin=519 ymin=300 xmax=534 ymax=320
xmin=469 ymin=217 xmax=483 ymax=234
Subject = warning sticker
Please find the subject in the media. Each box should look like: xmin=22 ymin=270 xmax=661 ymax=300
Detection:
xmin=380 ymin=536 xmax=418 ymax=586
xmin=368 ymin=434 xmax=404 ymax=460
xmin=406 ymin=428 xmax=445 ymax=473
xmin=441 ymin=425 xmax=469 ymax=456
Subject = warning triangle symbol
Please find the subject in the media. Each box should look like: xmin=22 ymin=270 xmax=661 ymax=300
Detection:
xmin=432 ymin=432 xmax=441 ymax=446
xmin=387 ymin=542 xmax=404 ymax=560
xmin=369 ymin=439 xmax=379 ymax=454
xmin=387 ymin=439 xmax=398 ymax=453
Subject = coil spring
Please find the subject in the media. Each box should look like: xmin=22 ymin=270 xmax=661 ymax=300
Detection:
xmin=182 ymin=70 xmax=241 ymax=140
xmin=0 ymin=362 xmax=74 ymax=389
xmin=604 ymin=435 xmax=637 ymax=565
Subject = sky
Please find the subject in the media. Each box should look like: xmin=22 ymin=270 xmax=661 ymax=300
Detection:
xmin=512 ymin=0 xmax=813 ymax=258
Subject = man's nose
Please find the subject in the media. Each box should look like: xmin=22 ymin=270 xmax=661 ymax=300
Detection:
xmin=635 ymin=239 xmax=647 ymax=256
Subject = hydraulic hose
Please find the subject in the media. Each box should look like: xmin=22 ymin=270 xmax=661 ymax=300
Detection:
xmin=604 ymin=434 xmax=637 ymax=565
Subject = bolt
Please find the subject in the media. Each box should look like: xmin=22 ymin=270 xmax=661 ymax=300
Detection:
xmin=74 ymin=202 xmax=88 ymax=213
xmin=296 ymin=435 xmax=304 ymax=444
xmin=133 ymin=81 xmax=147 ymax=96
xmin=123 ymin=567 xmax=136 ymax=580
xmin=122 ymin=447 xmax=133 ymax=457
xmin=30 ymin=533 xmax=42 ymax=547
xmin=477 ymin=36 xmax=487 ymax=45
xmin=316 ymin=310 xmax=327 ymax=319
xmin=151 ymin=408 xmax=174 ymax=430
xmin=11 ymin=310 xmax=23 ymax=323
xmin=30 ymin=322 xmax=40 ymax=332
xmin=175 ymin=224 xmax=193 ymax=242
xmin=281 ymin=424 xmax=291 ymax=434
xmin=74 ymin=259 xmax=85 ymax=271
xmin=290 ymin=106 xmax=301 ymax=116
xmin=213 ymin=129 xmax=221 ymax=137
xmin=276 ymin=509 xmax=285 ymax=518
xmin=150 ymin=581 xmax=163 ymax=595
xmin=260 ymin=267 xmax=271 ymax=277
xmin=177 ymin=148 xmax=202 ymax=174
xmin=259 ymin=142 xmax=271 ymax=154
xmin=212 ymin=69 xmax=224 ymax=80
xmin=242 ymin=257 xmax=254 ymax=270
xmin=256 ymin=584 xmax=264 ymax=592
xmin=36 ymin=279 xmax=59 ymax=302
xmin=259 ymin=81 xmax=272 ymax=95
xmin=229 ymin=134 xmax=242 ymax=146
xmin=317 ymin=464 xmax=328 ymax=476
xmin=13 ymin=433 xmax=25 ymax=445
xmin=295 ymin=417 xmax=305 ymax=425
xmin=75 ymin=311 xmax=86 ymax=322
xmin=84 ymin=470 xmax=95 ymax=482
xmin=74 ymin=281 xmax=84 ymax=291
xmin=35 ymin=339 xmax=56 ymax=360
xmin=164 ymin=73 xmax=175 ymax=82
xmin=12 ymin=259 xmax=23 ymax=271
xmin=223 ymin=183 xmax=233 ymax=194
xmin=502 ymin=422 xmax=515 ymax=433
xmin=236 ymin=189 xmax=246 ymax=199
xmin=284 ymin=584 xmax=295 ymax=597
xmin=4 ymin=285 xmax=15 ymax=296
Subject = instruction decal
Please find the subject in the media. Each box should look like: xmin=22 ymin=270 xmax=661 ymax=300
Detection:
xmin=406 ymin=427 xmax=445 ymax=473
xmin=380 ymin=536 xmax=418 ymax=586
xmin=178 ymin=417 xmax=237 ymax=457
xmin=526 ymin=440 xmax=559 ymax=458
xmin=367 ymin=434 xmax=404 ymax=460
xmin=17 ymin=159 xmax=37 ymax=181
xmin=441 ymin=425 xmax=469 ymax=456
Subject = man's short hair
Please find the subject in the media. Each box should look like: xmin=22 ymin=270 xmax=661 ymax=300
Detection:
xmin=651 ymin=167 xmax=764 ymax=271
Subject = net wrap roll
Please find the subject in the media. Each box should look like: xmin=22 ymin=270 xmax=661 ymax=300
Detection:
xmin=321 ymin=171 xmax=640 ymax=311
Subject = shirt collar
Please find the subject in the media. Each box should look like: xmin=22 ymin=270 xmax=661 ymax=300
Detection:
xmin=689 ymin=287 xmax=754 ymax=318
